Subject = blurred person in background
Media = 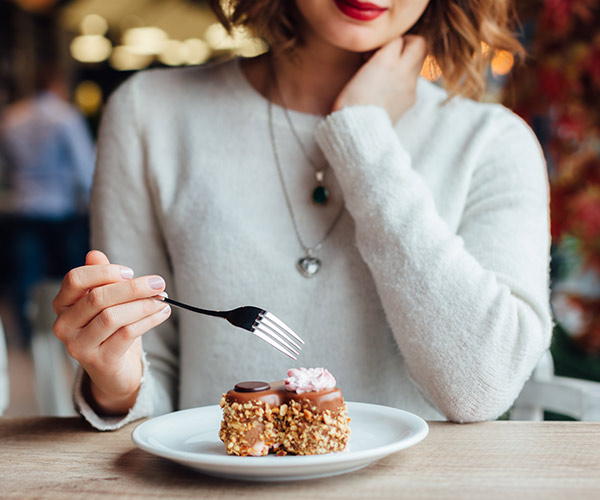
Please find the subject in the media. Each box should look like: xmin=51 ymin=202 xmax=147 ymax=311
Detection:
xmin=0 ymin=61 xmax=95 ymax=348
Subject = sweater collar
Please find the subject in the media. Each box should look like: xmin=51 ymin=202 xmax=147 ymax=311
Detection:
xmin=221 ymin=57 xmax=326 ymax=132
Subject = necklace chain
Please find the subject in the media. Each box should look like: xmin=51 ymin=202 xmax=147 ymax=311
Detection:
xmin=267 ymin=99 xmax=344 ymax=257
xmin=271 ymin=69 xmax=327 ymax=176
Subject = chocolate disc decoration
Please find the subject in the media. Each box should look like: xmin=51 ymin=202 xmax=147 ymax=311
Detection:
xmin=234 ymin=381 xmax=271 ymax=393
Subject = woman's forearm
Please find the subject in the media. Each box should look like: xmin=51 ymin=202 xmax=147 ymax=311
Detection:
xmin=316 ymin=105 xmax=552 ymax=421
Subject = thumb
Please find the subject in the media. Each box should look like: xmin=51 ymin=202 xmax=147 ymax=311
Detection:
xmin=85 ymin=250 xmax=111 ymax=266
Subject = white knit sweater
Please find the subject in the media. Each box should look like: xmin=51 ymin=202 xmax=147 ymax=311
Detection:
xmin=75 ymin=58 xmax=552 ymax=429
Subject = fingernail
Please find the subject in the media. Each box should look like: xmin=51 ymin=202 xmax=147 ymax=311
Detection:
xmin=161 ymin=305 xmax=171 ymax=315
xmin=121 ymin=267 xmax=134 ymax=279
xmin=148 ymin=276 xmax=165 ymax=290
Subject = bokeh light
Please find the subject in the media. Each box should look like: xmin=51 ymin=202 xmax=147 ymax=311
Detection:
xmin=109 ymin=45 xmax=153 ymax=71
xmin=421 ymin=55 xmax=442 ymax=82
xmin=70 ymin=35 xmax=112 ymax=63
xmin=182 ymin=38 xmax=211 ymax=65
xmin=205 ymin=23 xmax=246 ymax=51
xmin=122 ymin=26 xmax=168 ymax=56
xmin=74 ymin=80 xmax=103 ymax=115
xmin=80 ymin=14 xmax=108 ymax=36
xmin=491 ymin=50 xmax=515 ymax=76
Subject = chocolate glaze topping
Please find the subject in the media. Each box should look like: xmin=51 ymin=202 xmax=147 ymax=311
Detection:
xmin=226 ymin=380 xmax=344 ymax=412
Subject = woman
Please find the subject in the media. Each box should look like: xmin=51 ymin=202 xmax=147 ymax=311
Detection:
xmin=53 ymin=0 xmax=552 ymax=430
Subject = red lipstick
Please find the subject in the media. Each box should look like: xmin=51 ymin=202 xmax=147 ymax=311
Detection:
xmin=334 ymin=0 xmax=388 ymax=21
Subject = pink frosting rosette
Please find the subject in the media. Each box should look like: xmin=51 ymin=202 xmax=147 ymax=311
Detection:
xmin=284 ymin=367 xmax=336 ymax=394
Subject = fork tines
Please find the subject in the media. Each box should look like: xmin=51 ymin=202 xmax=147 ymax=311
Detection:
xmin=252 ymin=311 xmax=305 ymax=360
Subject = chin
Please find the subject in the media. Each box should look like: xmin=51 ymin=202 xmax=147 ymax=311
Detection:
xmin=326 ymin=31 xmax=391 ymax=53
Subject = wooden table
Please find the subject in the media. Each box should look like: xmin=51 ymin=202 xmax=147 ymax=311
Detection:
xmin=1 ymin=418 xmax=599 ymax=499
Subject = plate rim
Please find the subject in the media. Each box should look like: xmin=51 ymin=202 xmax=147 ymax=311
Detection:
xmin=131 ymin=401 xmax=429 ymax=469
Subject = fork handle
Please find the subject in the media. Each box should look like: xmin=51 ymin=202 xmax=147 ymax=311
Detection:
xmin=162 ymin=297 xmax=227 ymax=319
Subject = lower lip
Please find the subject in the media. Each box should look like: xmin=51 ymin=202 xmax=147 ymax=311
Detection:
xmin=334 ymin=0 xmax=388 ymax=21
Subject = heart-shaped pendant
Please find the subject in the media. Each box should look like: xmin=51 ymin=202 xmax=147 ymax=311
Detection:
xmin=297 ymin=256 xmax=321 ymax=278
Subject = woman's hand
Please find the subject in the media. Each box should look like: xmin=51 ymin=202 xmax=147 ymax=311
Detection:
xmin=333 ymin=35 xmax=427 ymax=123
xmin=53 ymin=250 xmax=171 ymax=415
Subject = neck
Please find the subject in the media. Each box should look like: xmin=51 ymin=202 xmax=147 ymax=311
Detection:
xmin=242 ymin=38 xmax=364 ymax=116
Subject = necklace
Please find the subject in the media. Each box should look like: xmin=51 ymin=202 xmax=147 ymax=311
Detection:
xmin=267 ymin=99 xmax=345 ymax=278
xmin=270 ymin=60 xmax=330 ymax=205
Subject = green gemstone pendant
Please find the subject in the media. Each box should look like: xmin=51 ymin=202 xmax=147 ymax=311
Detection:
xmin=312 ymin=185 xmax=329 ymax=205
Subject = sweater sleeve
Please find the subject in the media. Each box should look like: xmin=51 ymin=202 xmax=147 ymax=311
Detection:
xmin=73 ymin=73 xmax=179 ymax=430
xmin=315 ymin=105 xmax=552 ymax=422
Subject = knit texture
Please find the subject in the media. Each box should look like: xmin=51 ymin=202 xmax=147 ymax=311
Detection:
xmin=76 ymin=58 xmax=552 ymax=430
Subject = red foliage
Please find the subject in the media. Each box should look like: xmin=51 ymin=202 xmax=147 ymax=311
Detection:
xmin=565 ymin=296 xmax=600 ymax=354
xmin=507 ymin=0 xmax=600 ymax=352
xmin=540 ymin=0 xmax=596 ymax=36
xmin=584 ymin=46 xmax=600 ymax=87
xmin=538 ymin=67 xmax=570 ymax=101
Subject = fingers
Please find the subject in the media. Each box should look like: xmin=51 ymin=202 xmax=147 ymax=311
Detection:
xmin=55 ymin=274 xmax=167 ymax=337
xmin=53 ymin=263 xmax=135 ymax=313
xmin=65 ymin=297 xmax=170 ymax=362
xmin=402 ymin=34 xmax=426 ymax=53
xmin=334 ymin=34 xmax=426 ymax=123
xmin=85 ymin=250 xmax=110 ymax=266
xmin=371 ymin=35 xmax=425 ymax=72
xmin=51 ymin=249 xmax=171 ymax=414
xmin=401 ymin=35 xmax=427 ymax=69
xmin=372 ymin=36 xmax=404 ymax=65
xmin=99 ymin=303 xmax=172 ymax=362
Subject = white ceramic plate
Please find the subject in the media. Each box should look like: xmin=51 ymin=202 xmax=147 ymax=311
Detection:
xmin=131 ymin=401 xmax=428 ymax=481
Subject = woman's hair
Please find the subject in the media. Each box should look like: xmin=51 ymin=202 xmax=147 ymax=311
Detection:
xmin=413 ymin=0 xmax=524 ymax=99
xmin=208 ymin=0 xmax=524 ymax=100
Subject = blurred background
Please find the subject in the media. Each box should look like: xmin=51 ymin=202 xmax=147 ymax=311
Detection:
xmin=0 ymin=0 xmax=598 ymax=418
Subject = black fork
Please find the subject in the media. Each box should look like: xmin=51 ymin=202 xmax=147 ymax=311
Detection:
xmin=161 ymin=297 xmax=304 ymax=359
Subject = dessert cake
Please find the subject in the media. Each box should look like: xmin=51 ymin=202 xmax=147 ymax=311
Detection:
xmin=219 ymin=367 xmax=350 ymax=456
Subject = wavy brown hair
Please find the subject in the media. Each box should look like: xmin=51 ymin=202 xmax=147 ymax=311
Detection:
xmin=208 ymin=0 xmax=524 ymax=100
